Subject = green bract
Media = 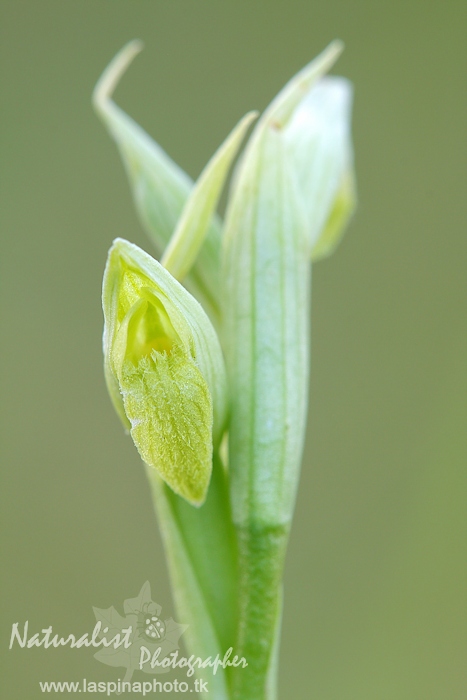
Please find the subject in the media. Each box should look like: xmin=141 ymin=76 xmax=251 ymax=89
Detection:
xmin=94 ymin=41 xmax=224 ymax=325
xmin=222 ymin=40 xmax=350 ymax=529
xmin=102 ymin=238 xmax=227 ymax=506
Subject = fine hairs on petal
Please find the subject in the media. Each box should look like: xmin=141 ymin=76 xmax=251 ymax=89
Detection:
xmin=121 ymin=346 xmax=212 ymax=506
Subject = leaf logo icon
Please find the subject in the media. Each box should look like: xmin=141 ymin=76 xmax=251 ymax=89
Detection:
xmin=93 ymin=582 xmax=187 ymax=683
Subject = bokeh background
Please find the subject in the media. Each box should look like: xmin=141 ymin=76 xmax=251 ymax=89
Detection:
xmin=1 ymin=2 xmax=465 ymax=698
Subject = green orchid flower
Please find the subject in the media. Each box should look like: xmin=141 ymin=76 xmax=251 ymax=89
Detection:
xmin=102 ymin=238 xmax=227 ymax=506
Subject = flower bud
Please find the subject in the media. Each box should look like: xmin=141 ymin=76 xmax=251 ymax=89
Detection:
xmin=103 ymin=238 xmax=227 ymax=506
xmin=283 ymin=75 xmax=356 ymax=259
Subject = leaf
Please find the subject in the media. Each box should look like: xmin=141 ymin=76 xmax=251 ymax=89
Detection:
xmin=93 ymin=41 xmax=223 ymax=325
xmin=222 ymin=116 xmax=311 ymax=527
xmin=161 ymin=110 xmax=257 ymax=281
xmin=146 ymin=455 xmax=237 ymax=700
xmin=264 ymin=40 xmax=343 ymax=129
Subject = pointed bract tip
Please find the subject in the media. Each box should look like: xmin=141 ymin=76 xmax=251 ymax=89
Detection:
xmin=93 ymin=40 xmax=144 ymax=111
xmin=263 ymin=39 xmax=345 ymax=130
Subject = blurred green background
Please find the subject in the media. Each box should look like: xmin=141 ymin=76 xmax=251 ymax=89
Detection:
xmin=1 ymin=1 xmax=465 ymax=698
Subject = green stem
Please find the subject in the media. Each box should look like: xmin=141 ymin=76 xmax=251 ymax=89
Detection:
xmin=146 ymin=454 xmax=238 ymax=700
xmin=231 ymin=524 xmax=288 ymax=700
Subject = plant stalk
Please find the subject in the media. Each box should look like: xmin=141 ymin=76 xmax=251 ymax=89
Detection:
xmin=231 ymin=524 xmax=288 ymax=700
